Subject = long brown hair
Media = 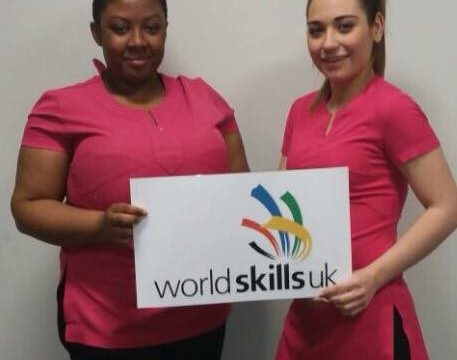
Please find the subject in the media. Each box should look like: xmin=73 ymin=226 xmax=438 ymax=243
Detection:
xmin=307 ymin=0 xmax=386 ymax=111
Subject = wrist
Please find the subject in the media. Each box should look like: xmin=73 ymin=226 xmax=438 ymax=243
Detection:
xmin=365 ymin=263 xmax=385 ymax=291
xmin=91 ymin=211 xmax=106 ymax=243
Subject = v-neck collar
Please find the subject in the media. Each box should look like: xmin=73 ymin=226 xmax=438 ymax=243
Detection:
xmin=90 ymin=59 xmax=174 ymax=115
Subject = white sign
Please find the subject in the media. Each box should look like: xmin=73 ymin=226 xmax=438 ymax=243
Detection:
xmin=130 ymin=168 xmax=351 ymax=308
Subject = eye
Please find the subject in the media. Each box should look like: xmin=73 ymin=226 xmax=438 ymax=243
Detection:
xmin=308 ymin=25 xmax=324 ymax=38
xmin=144 ymin=23 xmax=163 ymax=35
xmin=336 ymin=21 xmax=355 ymax=33
xmin=109 ymin=22 xmax=129 ymax=35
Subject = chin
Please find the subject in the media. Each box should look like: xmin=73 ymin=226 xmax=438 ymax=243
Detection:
xmin=125 ymin=76 xmax=155 ymax=85
xmin=124 ymin=70 xmax=157 ymax=83
xmin=324 ymin=70 xmax=358 ymax=84
xmin=324 ymin=73 xmax=349 ymax=84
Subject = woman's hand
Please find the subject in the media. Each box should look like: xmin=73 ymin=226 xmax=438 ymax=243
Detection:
xmin=96 ymin=203 xmax=147 ymax=244
xmin=317 ymin=267 xmax=380 ymax=316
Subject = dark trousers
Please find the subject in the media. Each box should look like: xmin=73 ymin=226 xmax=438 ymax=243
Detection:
xmin=64 ymin=324 xmax=226 ymax=360
xmin=394 ymin=307 xmax=411 ymax=360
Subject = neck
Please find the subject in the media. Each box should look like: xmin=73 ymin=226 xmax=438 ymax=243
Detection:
xmin=327 ymin=68 xmax=375 ymax=114
xmin=102 ymin=72 xmax=164 ymax=109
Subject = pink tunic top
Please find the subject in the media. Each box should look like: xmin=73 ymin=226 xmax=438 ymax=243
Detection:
xmin=22 ymin=68 xmax=238 ymax=348
xmin=276 ymin=76 xmax=438 ymax=359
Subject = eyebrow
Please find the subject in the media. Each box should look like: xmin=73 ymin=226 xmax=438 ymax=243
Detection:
xmin=107 ymin=14 xmax=164 ymax=23
xmin=143 ymin=14 xmax=164 ymax=21
xmin=107 ymin=12 xmax=164 ymax=19
xmin=307 ymin=15 xmax=358 ymax=26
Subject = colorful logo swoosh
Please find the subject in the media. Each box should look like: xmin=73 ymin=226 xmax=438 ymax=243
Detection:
xmin=242 ymin=185 xmax=312 ymax=261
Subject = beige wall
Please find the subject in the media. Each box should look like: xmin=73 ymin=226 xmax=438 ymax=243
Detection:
xmin=1 ymin=1 xmax=456 ymax=359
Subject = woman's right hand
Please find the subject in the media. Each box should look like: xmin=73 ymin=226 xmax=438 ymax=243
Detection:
xmin=96 ymin=203 xmax=147 ymax=244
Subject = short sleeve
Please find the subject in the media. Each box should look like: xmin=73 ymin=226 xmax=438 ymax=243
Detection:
xmin=22 ymin=91 xmax=71 ymax=153
xmin=383 ymin=94 xmax=439 ymax=166
xmin=281 ymin=101 xmax=298 ymax=157
xmin=217 ymin=114 xmax=238 ymax=135
xmin=198 ymin=78 xmax=238 ymax=135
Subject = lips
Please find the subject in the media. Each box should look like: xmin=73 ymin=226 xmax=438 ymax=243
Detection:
xmin=321 ymin=55 xmax=347 ymax=64
xmin=124 ymin=57 xmax=150 ymax=67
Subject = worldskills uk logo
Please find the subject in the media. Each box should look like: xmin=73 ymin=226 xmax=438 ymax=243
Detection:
xmin=241 ymin=185 xmax=312 ymax=262
xmin=150 ymin=184 xmax=334 ymax=302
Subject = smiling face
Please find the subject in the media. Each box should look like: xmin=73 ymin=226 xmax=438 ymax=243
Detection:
xmin=306 ymin=0 xmax=383 ymax=88
xmin=91 ymin=0 xmax=167 ymax=89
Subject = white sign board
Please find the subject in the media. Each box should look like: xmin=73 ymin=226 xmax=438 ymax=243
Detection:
xmin=131 ymin=168 xmax=351 ymax=308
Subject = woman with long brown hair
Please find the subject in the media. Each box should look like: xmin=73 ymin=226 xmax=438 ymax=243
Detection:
xmin=276 ymin=0 xmax=457 ymax=358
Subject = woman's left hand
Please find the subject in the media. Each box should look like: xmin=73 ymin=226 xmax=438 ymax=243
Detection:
xmin=316 ymin=267 xmax=380 ymax=316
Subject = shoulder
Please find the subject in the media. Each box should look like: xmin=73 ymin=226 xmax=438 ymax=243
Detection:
xmin=34 ymin=76 xmax=101 ymax=109
xmin=291 ymin=91 xmax=319 ymax=109
xmin=369 ymin=77 xmax=436 ymax=142
xmin=369 ymin=77 xmax=422 ymax=115
xmin=162 ymin=74 xmax=223 ymax=97
xmin=287 ymin=91 xmax=319 ymax=120
xmin=162 ymin=73 xmax=232 ymax=111
xmin=28 ymin=76 xmax=104 ymax=128
xmin=282 ymin=91 xmax=319 ymax=137
xmin=42 ymin=76 xmax=100 ymax=98
xmin=369 ymin=78 xmax=439 ymax=164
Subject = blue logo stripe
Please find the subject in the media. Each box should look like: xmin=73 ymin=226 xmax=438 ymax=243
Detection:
xmin=251 ymin=185 xmax=290 ymax=256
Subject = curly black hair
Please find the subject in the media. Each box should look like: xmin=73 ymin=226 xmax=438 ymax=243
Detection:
xmin=92 ymin=0 xmax=168 ymax=25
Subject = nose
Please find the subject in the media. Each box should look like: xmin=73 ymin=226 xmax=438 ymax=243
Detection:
xmin=322 ymin=28 xmax=338 ymax=51
xmin=128 ymin=28 xmax=146 ymax=47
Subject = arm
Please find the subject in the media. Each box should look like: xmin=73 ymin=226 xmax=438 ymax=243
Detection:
xmin=224 ymin=132 xmax=250 ymax=173
xmin=320 ymin=148 xmax=457 ymax=315
xmin=10 ymin=147 xmax=146 ymax=247
xmin=278 ymin=156 xmax=287 ymax=170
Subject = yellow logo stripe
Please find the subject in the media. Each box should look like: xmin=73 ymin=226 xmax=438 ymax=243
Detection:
xmin=264 ymin=216 xmax=312 ymax=260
